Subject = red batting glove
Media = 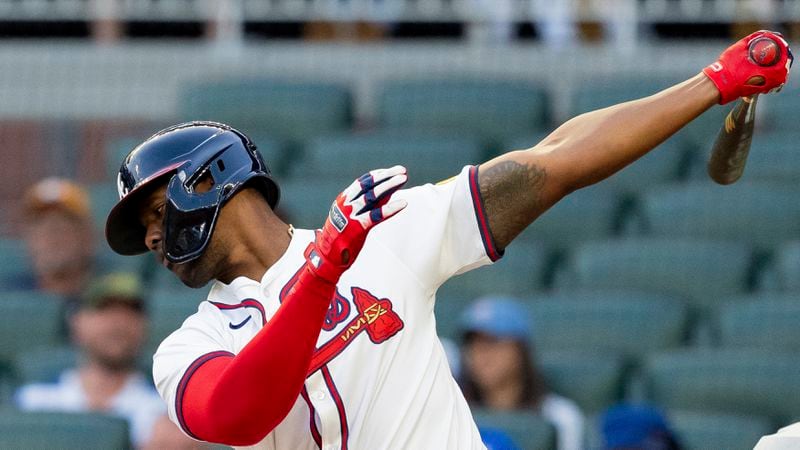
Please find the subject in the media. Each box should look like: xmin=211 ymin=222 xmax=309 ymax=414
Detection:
xmin=703 ymin=30 xmax=794 ymax=104
xmin=304 ymin=165 xmax=408 ymax=284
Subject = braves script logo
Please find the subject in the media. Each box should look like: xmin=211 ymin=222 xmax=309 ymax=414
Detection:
xmin=322 ymin=294 xmax=351 ymax=331
xmin=307 ymin=287 xmax=404 ymax=375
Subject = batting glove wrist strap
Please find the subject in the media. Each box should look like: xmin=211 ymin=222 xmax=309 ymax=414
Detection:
xmin=703 ymin=30 xmax=793 ymax=105
xmin=304 ymin=166 xmax=408 ymax=284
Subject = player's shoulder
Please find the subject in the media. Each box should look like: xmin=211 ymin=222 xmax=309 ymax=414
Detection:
xmin=392 ymin=165 xmax=472 ymax=203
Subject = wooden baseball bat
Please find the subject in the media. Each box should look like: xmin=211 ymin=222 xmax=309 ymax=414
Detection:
xmin=706 ymin=94 xmax=759 ymax=185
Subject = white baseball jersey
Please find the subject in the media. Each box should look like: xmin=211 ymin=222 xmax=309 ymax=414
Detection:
xmin=153 ymin=165 xmax=501 ymax=450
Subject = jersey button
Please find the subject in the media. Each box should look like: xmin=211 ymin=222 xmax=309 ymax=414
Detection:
xmin=311 ymin=390 xmax=326 ymax=400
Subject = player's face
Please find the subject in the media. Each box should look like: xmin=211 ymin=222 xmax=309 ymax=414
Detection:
xmin=463 ymin=333 xmax=526 ymax=393
xmin=138 ymin=183 xmax=226 ymax=289
xmin=72 ymin=303 xmax=146 ymax=371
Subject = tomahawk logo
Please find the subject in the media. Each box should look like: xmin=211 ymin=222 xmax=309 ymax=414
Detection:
xmin=307 ymin=287 xmax=404 ymax=374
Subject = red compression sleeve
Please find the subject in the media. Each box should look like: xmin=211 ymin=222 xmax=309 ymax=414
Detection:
xmin=179 ymin=265 xmax=334 ymax=446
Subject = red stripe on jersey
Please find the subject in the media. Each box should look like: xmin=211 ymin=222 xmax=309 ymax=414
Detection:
xmin=468 ymin=165 xmax=503 ymax=262
xmin=322 ymin=367 xmax=350 ymax=450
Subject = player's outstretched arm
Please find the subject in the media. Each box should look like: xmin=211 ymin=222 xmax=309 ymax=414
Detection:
xmin=178 ymin=167 xmax=407 ymax=446
xmin=478 ymin=30 xmax=792 ymax=250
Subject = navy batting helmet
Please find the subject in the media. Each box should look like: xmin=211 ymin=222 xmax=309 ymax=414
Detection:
xmin=105 ymin=121 xmax=280 ymax=264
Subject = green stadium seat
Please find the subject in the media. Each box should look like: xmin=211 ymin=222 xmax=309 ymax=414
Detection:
xmin=528 ymin=294 xmax=687 ymax=358
xmin=436 ymin=240 xmax=549 ymax=302
xmin=604 ymin=139 xmax=691 ymax=194
xmin=760 ymin=240 xmax=800 ymax=292
xmin=517 ymin=183 xmax=626 ymax=251
xmin=300 ymin=131 xmax=483 ymax=187
xmin=639 ymin=182 xmax=800 ymax=251
xmin=501 ymin=132 xmax=549 ymax=153
xmin=0 ymin=291 xmax=63 ymax=364
xmin=378 ymin=79 xmax=550 ymax=145
xmin=0 ymin=411 xmax=130 ymax=450
xmin=712 ymin=131 xmax=800 ymax=183
xmin=570 ymin=76 xmax=682 ymax=116
xmin=538 ymin=351 xmax=626 ymax=413
xmin=179 ymin=79 xmax=353 ymax=142
xmin=276 ymin=178 xmax=347 ymax=230
xmin=645 ymin=349 xmax=800 ymax=422
xmin=759 ymin=86 xmax=800 ymax=132
xmin=0 ymin=238 xmax=31 ymax=289
xmin=669 ymin=410 xmax=773 ymax=450
xmin=13 ymin=346 xmax=77 ymax=384
xmin=472 ymin=409 xmax=557 ymax=450
xmin=145 ymin=287 xmax=203 ymax=356
xmin=105 ymin=137 xmax=140 ymax=181
xmin=556 ymin=238 xmax=752 ymax=313
xmin=718 ymin=293 xmax=800 ymax=351
xmin=87 ymin=182 xmax=119 ymax=234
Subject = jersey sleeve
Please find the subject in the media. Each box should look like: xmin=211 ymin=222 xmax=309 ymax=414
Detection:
xmin=370 ymin=165 xmax=502 ymax=290
xmin=152 ymin=302 xmax=234 ymax=437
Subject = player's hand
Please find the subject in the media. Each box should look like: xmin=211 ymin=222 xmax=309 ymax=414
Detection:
xmin=703 ymin=30 xmax=793 ymax=104
xmin=304 ymin=166 xmax=408 ymax=284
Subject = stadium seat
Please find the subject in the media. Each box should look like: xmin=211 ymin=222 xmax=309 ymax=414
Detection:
xmin=105 ymin=137 xmax=140 ymax=181
xmin=436 ymin=240 xmax=550 ymax=303
xmin=0 ymin=411 xmax=130 ymax=450
xmin=556 ymin=238 xmax=752 ymax=313
xmin=538 ymin=351 xmax=626 ymax=413
xmin=645 ymin=349 xmax=800 ymax=422
xmin=669 ymin=410 xmax=774 ymax=450
xmin=300 ymin=131 xmax=483 ymax=187
xmin=378 ymin=79 xmax=550 ymax=145
xmin=570 ymin=76 xmax=683 ymax=116
xmin=500 ymin=132 xmax=549 ymax=153
xmin=276 ymin=178 xmax=349 ymax=230
xmin=179 ymin=79 xmax=353 ymax=141
xmin=144 ymin=288 xmax=204 ymax=356
xmin=718 ymin=293 xmax=800 ymax=351
xmin=13 ymin=346 xmax=77 ymax=384
xmin=0 ymin=291 xmax=63 ymax=365
xmin=87 ymin=182 xmax=119 ymax=233
xmin=759 ymin=240 xmax=800 ymax=292
xmin=528 ymin=294 xmax=687 ymax=358
xmin=0 ymin=238 xmax=31 ymax=289
xmin=472 ymin=409 xmax=556 ymax=450
xmin=639 ymin=181 xmax=800 ymax=251
xmin=759 ymin=86 xmax=800 ymax=132
xmin=516 ymin=183 xmax=627 ymax=251
xmin=707 ymin=131 xmax=800 ymax=183
xmin=603 ymin=139 xmax=691 ymax=194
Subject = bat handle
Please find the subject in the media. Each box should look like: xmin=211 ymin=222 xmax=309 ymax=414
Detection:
xmin=707 ymin=94 xmax=759 ymax=185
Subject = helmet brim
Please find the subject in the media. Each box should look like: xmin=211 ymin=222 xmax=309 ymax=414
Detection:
xmin=105 ymin=170 xmax=175 ymax=256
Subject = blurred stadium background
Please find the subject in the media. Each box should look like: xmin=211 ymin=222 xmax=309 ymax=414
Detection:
xmin=0 ymin=0 xmax=799 ymax=449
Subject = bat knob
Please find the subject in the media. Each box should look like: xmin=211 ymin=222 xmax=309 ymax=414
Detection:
xmin=749 ymin=37 xmax=782 ymax=67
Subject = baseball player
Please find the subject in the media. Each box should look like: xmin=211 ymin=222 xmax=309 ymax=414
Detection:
xmin=105 ymin=31 xmax=791 ymax=449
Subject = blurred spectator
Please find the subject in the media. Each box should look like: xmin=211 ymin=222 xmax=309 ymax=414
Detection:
xmin=14 ymin=273 xmax=199 ymax=449
xmin=458 ymin=296 xmax=585 ymax=450
xmin=479 ymin=426 xmax=521 ymax=450
xmin=600 ymin=403 xmax=682 ymax=450
xmin=20 ymin=178 xmax=95 ymax=303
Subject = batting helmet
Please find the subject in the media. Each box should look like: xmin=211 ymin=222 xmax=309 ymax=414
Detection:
xmin=105 ymin=121 xmax=280 ymax=264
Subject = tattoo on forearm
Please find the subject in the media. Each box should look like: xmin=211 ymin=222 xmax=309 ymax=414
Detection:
xmin=479 ymin=160 xmax=547 ymax=250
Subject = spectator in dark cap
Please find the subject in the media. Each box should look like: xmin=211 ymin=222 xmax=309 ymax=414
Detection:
xmin=15 ymin=272 xmax=201 ymax=449
xmin=458 ymin=296 xmax=585 ymax=450
xmin=601 ymin=403 xmax=682 ymax=450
